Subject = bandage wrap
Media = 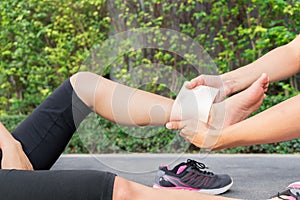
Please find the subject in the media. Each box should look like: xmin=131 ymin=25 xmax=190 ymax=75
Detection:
xmin=170 ymin=82 xmax=219 ymax=123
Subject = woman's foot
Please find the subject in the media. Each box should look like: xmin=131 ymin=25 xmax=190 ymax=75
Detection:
xmin=209 ymin=73 xmax=269 ymax=128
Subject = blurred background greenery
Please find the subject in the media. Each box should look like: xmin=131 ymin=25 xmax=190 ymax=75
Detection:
xmin=1 ymin=0 xmax=300 ymax=154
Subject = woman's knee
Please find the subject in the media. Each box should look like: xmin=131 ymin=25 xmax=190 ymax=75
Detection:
xmin=70 ymin=72 xmax=101 ymax=88
xmin=70 ymin=72 xmax=103 ymax=108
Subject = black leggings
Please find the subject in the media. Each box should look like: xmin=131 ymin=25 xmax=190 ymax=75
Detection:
xmin=0 ymin=79 xmax=116 ymax=200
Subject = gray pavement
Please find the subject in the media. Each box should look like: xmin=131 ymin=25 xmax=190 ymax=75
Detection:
xmin=51 ymin=154 xmax=300 ymax=200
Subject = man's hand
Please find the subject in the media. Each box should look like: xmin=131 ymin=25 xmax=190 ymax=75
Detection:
xmin=166 ymin=120 xmax=222 ymax=150
xmin=186 ymin=75 xmax=233 ymax=102
xmin=0 ymin=122 xmax=33 ymax=170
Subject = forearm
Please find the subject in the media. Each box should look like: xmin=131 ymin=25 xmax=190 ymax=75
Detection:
xmin=215 ymin=94 xmax=300 ymax=150
xmin=221 ymin=35 xmax=300 ymax=94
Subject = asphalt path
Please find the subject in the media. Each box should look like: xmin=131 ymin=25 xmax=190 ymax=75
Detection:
xmin=51 ymin=154 xmax=300 ymax=200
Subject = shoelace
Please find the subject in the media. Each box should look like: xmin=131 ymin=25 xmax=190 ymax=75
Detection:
xmin=187 ymin=159 xmax=214 ymax=175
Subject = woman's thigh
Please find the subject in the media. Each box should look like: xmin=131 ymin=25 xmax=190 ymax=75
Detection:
xmin=0 ymin=169 xmax=115 ymax=200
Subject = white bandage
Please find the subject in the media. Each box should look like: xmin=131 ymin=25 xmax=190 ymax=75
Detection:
xmin=170 ymin=82 xmax=219 ymax=123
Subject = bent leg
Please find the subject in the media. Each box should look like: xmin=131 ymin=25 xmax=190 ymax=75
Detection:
xmin=4 ymin=72 xmax=267 ymax=170
xmin=9 ymin=79 xmax=92 ymax=170
xmin=5 ymin=72 xmax=173 ymax=170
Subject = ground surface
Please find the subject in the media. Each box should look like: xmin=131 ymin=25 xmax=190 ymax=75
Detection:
xmin=52 ymin=154 xmax=300 ymax=200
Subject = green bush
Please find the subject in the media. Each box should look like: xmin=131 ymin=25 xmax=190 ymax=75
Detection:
xmin=0 ymin=0 xmax=109 ymax=114
xmin=1 ymin=0 xmax=300 ymax=153
xmin=0 ymin=115 xmax=27 ymax=132
xmin=217 ymin=139 xmax=300 ymax=154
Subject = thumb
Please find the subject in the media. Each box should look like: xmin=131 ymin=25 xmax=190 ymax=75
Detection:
xmin=186 ymin=78 xmax=205 ymax=89
xmin=185 ymin=81 xmax=196 ymax=89
xmin=166 ymin=121 xmax=186 ymax=130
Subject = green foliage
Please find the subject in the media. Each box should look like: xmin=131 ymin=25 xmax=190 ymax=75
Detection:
xmin=0 ymin=115 xmax=27 ymax=132
xmin=0 ymin=0 xmax=109 ymax=114
xmin=1 ymin=0 xmax=300 ymax=153
xmin=64 ymin=134 xmax=89 ymax=154
xmin=217 ymin=139 xmax=300 ymax=154
xmin=95 ymin=117 xmax=187 ymax=153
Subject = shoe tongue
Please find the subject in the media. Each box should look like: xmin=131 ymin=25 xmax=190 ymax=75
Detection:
xmin=176 ymin=165 xmax=187 ymax=174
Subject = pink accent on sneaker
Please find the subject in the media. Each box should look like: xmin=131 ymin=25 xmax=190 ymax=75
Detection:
xmin=176 ymin=165 xmax=187 ymax=174
xmin=153 ymin=183 xmax=201 ymax=191
xmin=288 ymin=182 xmax=300 ymax=189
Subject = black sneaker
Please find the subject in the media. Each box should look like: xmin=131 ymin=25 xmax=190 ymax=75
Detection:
xmin=153 ymin=159 xmax=233 ymax=195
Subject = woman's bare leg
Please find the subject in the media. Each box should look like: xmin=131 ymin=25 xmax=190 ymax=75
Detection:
xmin=113 ymin=176 xmax=236 ymax=200
xmin=70 ymin=72 xmax=173 ymax=126
xmin=70 ymin=72 xmax=267 ymax=127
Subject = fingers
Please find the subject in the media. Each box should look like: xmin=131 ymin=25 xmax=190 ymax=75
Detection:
xmin=185 ymin=77 xmax=205 ymax=89
xmin=165 ymin=121 xmax=186 ymax=130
